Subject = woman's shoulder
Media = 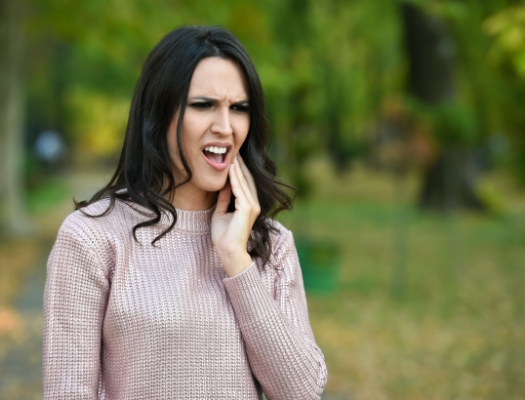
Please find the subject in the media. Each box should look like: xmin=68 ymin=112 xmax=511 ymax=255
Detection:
xmin=49 ymin=199 xmax=128 ymax=277
xmin=57 ymin=198 xmax=137 ymax=244
xmin=257 ymin=219 xmax=301 ymax=276
xmin=53 ymin=198 xmax=145 ymax=271
xmin=266 ymin=218 xmax=295 ymax=254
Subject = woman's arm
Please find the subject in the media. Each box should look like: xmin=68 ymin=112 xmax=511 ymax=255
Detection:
xmin=212 ymin=155 xmax=327 ymax=398
xmin=223 ymin=228 xmax=328 ymax=400
xmin=43 ymin=219 xmax=110 ymax=400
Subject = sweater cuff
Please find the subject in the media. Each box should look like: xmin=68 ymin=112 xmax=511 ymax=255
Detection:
xmin=223 ymin=261 xmax=277 ymax=327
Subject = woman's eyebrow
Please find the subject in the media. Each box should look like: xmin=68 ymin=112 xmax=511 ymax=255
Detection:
xmin=189 ymin=96 xmax=216 ymax=102
xmin=188 ymin=96 xmax=249 ymax=104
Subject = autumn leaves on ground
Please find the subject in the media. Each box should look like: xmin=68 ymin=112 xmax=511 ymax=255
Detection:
xmin=1 ymin=163 xmax=524 ymax=399
xmin=288 ymin=162 xmax=525 ymax=399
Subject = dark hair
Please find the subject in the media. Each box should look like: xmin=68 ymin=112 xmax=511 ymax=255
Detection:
xmin=75 ymin=25 xmax=294 ymax=264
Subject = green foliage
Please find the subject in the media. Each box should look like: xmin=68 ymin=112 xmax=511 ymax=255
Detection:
xmin=259 ymin=0 xmax=403 ymax=191
xmin=421 ymin=101 xmax=478 ymax=147
xmin=403 ymin=0 xmax=525 ymax=185
xmin=480 ymin=3 xmax=525 ymax=184
xmin=20 ymin=0 xmax=525 ymax=184
xmin=24 ymin=0 xmax=405 ymax=174
xmin=484 ymin=5 xmax=525 ymax=79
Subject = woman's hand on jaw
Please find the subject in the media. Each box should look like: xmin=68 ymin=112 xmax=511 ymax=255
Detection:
xmin=212 ymin=154 xmax=260 ymax=277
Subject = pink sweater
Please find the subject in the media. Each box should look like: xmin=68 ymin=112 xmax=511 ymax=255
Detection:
xmin=43 ymin=200 xmax=327 ymax=399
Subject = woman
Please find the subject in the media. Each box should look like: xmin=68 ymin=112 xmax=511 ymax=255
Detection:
xmin=43 ymin=25 xmax=327 ymax=399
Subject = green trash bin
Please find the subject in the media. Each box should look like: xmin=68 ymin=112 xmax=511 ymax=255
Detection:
xmin=296 ymin=236 xmax=340 ymax=294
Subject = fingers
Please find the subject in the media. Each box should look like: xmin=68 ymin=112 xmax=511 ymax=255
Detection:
xmin=229 ymin=158 xmax=260 ymax=216
xmin=236 ymin=155 xmax=257 ymax=199
xmin=233 ymin=157 xmax=252 ymax=202
xmin=228 ymin=163 xmax=249 ymax=208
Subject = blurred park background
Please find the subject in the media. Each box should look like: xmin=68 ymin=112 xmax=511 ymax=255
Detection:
xmin=1 ymin=0 xmax=525 ymax=398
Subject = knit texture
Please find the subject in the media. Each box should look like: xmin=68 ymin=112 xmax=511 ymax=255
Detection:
xmin=43 ymin=199 xmax=327 ymax=399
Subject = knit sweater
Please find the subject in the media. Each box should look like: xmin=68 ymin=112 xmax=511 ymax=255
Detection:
xmin=43 ymin=199 xmax=327 ymax=399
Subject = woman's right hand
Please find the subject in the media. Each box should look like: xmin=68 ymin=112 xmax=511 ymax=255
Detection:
xmin=211 ymin=155 xmax=260 ymax=277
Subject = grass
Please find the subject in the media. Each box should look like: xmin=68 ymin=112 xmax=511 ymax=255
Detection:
xmin=279 ymin=160 xmax=525 ymax=399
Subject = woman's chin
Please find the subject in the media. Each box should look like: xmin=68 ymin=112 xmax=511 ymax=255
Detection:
xmin=198 ymin=176 xmax=229 ymax=193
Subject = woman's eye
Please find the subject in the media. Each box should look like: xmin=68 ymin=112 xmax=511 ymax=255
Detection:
xmin=190 ymin=102 xmax=212 ymax=109
xmin=232 ymin=104 xmax=249 ymax=113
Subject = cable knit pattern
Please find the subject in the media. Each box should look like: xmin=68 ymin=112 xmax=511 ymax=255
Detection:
xmin=43 ymin=199 xmax=327 ymax=399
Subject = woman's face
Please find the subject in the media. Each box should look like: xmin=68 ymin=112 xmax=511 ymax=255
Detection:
xmin=167 ymin=57 xmax=250 ymax=201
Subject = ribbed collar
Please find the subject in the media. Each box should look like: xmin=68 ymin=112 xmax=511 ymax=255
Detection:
xmin=161 ymin=206 xmax=214 ymax=233
xmin=119 ymin=200 xmax=215 ymax=233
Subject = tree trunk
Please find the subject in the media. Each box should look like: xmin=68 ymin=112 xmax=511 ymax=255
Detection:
xmin=401 ymin=3 xmax=485 ymax=211
xmin=420 ymin=148 xmax=485 ymax=211
xmin=0 ymin=0 xmax=31 ymax=234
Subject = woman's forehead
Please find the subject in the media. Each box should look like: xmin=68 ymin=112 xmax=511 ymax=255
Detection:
xmin=188 ymin=57 xmax=248 ymax=101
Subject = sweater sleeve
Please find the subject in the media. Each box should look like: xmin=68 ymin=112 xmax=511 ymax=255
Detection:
xmin=43 ymin=220 xmax=110 ymax=399
xmin=223 ymin=228 xmax=328 ymax=400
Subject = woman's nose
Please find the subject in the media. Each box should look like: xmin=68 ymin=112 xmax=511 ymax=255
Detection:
xmin=210 ymin=109 xmax=233 ymax=136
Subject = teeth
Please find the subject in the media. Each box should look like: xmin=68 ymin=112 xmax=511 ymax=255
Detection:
xmin=205 ymin=146 xmax=227 ymax=154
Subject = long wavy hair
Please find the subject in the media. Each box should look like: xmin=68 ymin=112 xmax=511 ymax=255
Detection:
xmin=75 ymin=25 xmax=294 ymax=264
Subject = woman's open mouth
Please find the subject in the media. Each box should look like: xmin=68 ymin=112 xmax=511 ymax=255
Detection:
xmin=202 ymin=145 xmax=230 ymax=170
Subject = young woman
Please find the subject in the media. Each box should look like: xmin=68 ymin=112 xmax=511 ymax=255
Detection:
xmin=43 ymin=25 xmax=327 ymax=399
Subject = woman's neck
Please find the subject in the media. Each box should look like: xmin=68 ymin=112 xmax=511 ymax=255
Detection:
xmin=170 ymin=185 xmax=217 ymax=211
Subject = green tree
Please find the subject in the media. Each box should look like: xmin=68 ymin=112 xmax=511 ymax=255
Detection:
xmin=0 ymin=0 xmax=31 ymax=234
xmin=483 ymin=4 xmax=525 ymax=184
